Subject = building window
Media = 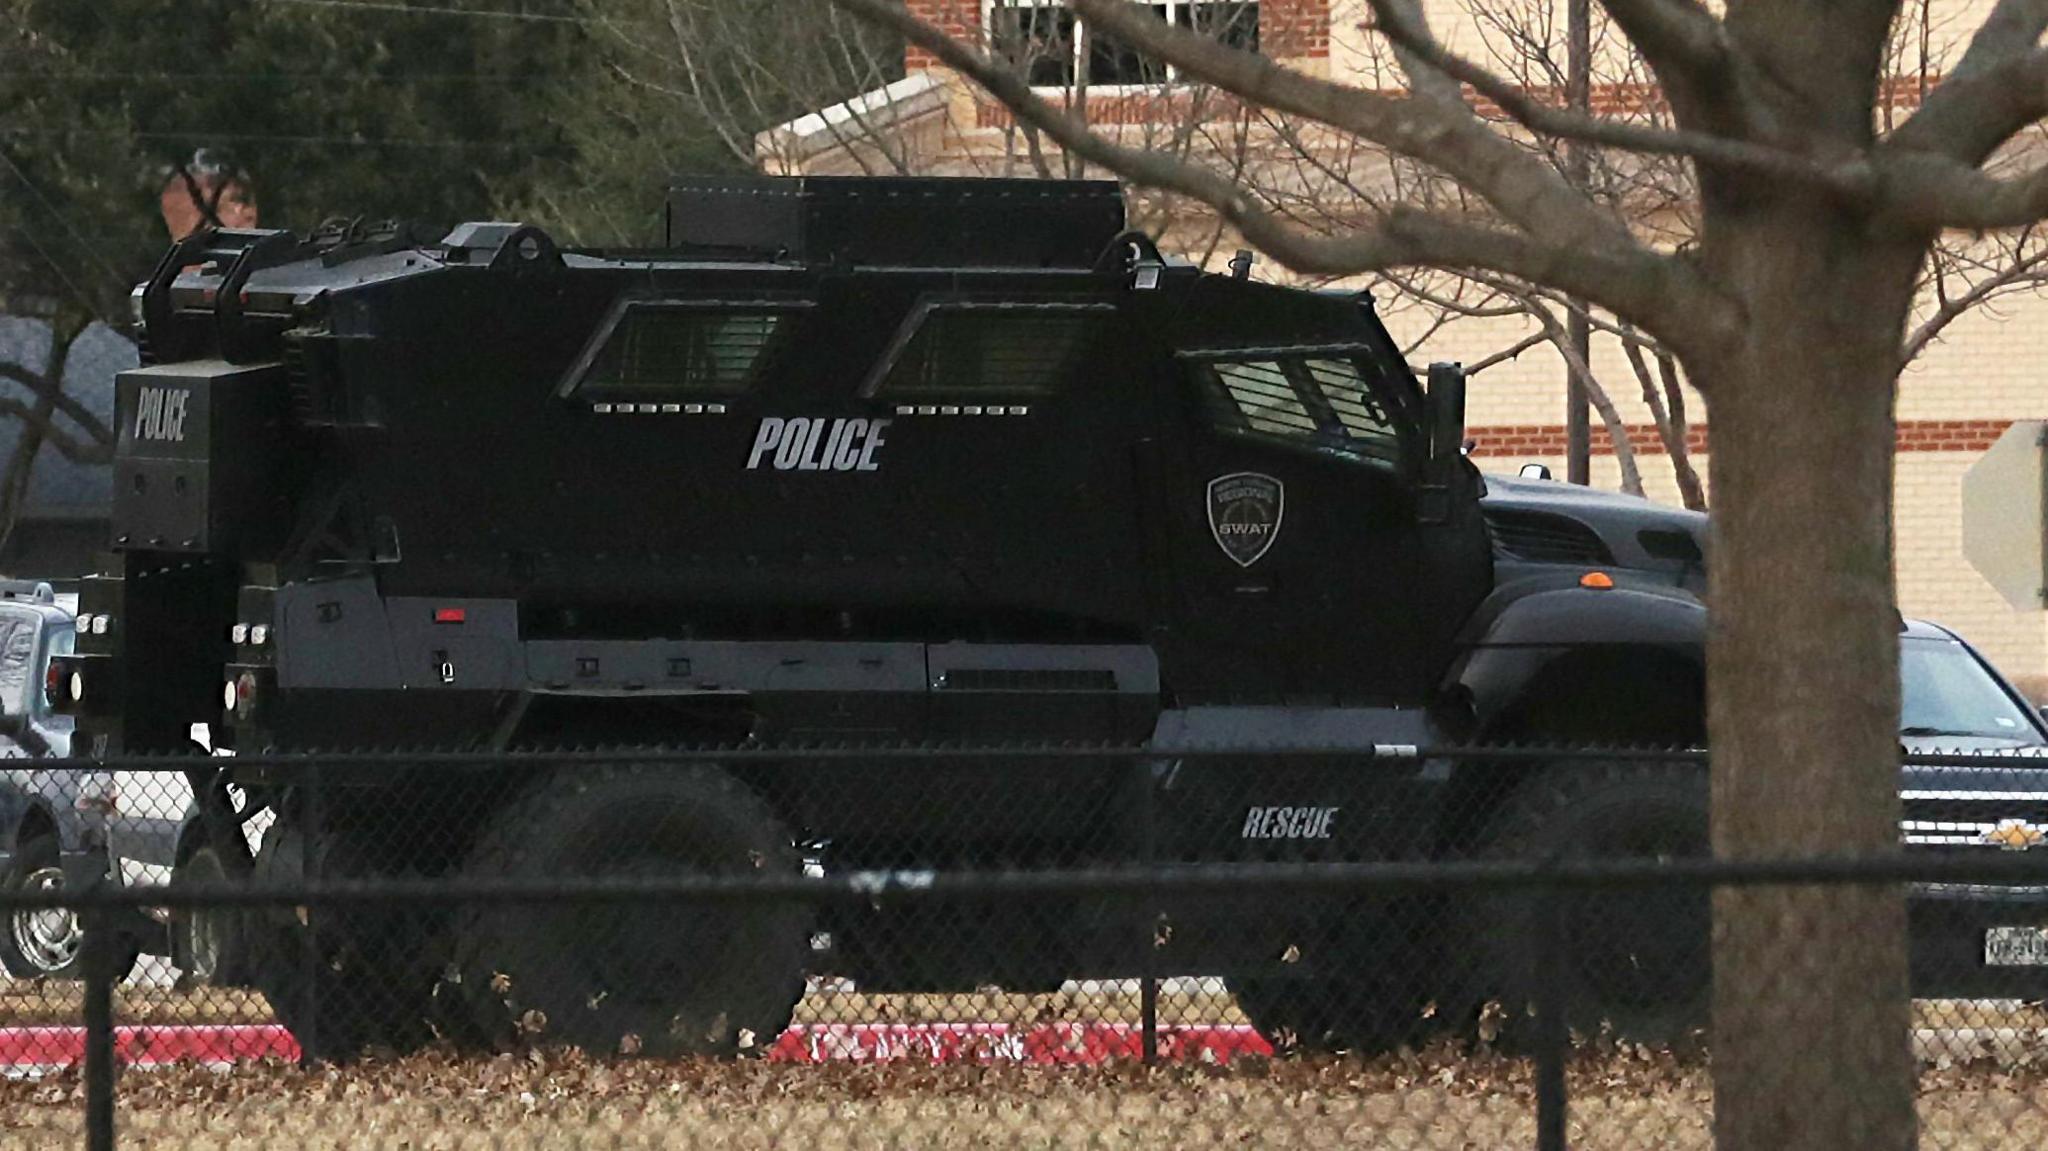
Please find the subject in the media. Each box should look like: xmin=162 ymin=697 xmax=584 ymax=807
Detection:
xmin=987 ymin=1 xmax=1259 ymax=87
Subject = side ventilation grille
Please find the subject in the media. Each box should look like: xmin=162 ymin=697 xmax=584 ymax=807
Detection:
xmin=1483 ymin=507 xmax=1615 ymax=565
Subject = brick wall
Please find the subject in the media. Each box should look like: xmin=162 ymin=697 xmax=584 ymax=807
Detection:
xmin=1465 ymin=419 xmax=2017 ymax=459
xmin=905 ymin=0 xmax=981 ymax=72
xmin=1261 ymin=0 xmax=1332 ymax=60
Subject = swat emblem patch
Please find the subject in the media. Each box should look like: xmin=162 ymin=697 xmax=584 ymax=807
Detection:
xmin=1207 ymin=472 xmax=1284 ymax=567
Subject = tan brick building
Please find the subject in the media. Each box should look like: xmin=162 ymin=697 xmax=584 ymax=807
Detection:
xmin=762 ymin=0 xmax=2048 ymax=693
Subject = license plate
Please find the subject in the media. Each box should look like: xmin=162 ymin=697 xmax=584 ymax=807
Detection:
xmin=1985 ymin=926 xmax=2048 ymax=966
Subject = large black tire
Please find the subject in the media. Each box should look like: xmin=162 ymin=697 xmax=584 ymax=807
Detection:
xmin=171 ymin=844 xmax=250 ymax=988
xmin=1229 ymin=896 xmax=1454 ymax=1055
xmin=0 ymin=835 xmax=140 ymax=983
xmin=1464 ymin=760 xmax=1711 ymax=1049
xmin=449 ymin=764 xmax=809 ymax=1057
xmin=246 ymin=819 xmax=462 ymax=1061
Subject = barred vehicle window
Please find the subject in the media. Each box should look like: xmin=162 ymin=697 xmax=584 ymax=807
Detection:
xmin=1304 ymin=358 xmax=1398 ymax=448
xmin=569 ymin=305 xmax=788 ymax=401
xmin=868 ymin=304 xmax=1112 ymax=399
xmin=1199 ymin=356 xmax=1405 ymax=465
xmin=1211 ymin=361 xmax=1316 ymax=437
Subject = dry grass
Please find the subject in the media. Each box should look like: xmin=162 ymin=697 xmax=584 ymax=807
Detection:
xmin=0 ymin=1048 xmax=2044 ymax=1149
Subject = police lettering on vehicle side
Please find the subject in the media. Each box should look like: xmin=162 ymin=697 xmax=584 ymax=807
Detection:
xmin=1241 ymin=806 xmax=1339 ymax=840
xmin=747 ymin=417 xmax=890 ymax=472
xmin=1207 ymin=472 xmax=1283 ymax=567
xmin=133 ymin=386 xmax=190 ymax=444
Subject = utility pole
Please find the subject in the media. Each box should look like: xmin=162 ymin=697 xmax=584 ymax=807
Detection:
xmin=1564 ymin=0 xmax=1592 ymax=484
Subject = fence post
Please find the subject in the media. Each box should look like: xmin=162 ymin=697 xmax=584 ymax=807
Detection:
xmin=1133 ymin=757 xmax=1159 ymax=1066
xmin=297 ymin=763 xmax=323 ymax=1067
xmin=82 ymin=892 xmax=116 ymax=1151
xmin=1533 ymin=878 xmax=1568 ymax=1151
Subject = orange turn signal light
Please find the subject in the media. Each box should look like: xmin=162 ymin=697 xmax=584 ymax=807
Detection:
xmin=1580 ymin=571 xmax=1615 ymax=590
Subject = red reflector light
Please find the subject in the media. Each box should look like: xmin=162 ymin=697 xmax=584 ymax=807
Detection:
xmin=434 ymin=608 xmax=466 ymax=624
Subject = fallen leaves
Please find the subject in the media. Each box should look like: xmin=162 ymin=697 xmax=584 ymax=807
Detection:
xmin=0 ymin=1043 xmax=2043 ymax=1149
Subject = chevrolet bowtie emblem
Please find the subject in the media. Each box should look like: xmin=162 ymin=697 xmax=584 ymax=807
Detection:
xmin=1984 ymin=819 xmax=2047 ymax=851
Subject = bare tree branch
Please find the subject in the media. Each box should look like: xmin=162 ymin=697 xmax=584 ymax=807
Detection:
xmin=1620 ymin=321 xmax=1707 ymax=508
xmin=1887 ymin=39 xmax=2048 ymax=164
xmin=1594 ymin=0 xmax=1732 ymax=82
xmin=1364 ymin=0 xmax=1871 ymax=196
xmin=1467 ymin=329 xmax=1549 ymax=373
xmin=1513 ymin=290 xmax=1644 ymax=494
xmin=1945 ymin=0 xmax=2048 ymax=86
xmin=0 ymin=362 xmax=115 ymax=448
xmin=828 ymin=0 xmax=1733 ymax=349
xmin=1901 ymin=232 xmax=2048 ymax=360
xmin=1879 ymin=151 xmax=2048 ymax=229
xmin=1064 ymin=0 xmax=1643 ymax=253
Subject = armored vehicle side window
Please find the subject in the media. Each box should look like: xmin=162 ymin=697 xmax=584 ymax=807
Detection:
xmin=864 ymin=301 xmax=1113 ymax=400
xmin=562 ymin=301 xmax=797 ymax=404
xmin=1195 ymin=353 xmax=1406 ymax=466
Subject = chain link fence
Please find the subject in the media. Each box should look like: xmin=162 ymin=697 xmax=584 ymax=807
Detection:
xmin=1 ymin=745 xmax=2047 ymax=1148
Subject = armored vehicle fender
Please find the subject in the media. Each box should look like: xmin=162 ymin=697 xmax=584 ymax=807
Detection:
xmin=1446 ymin=570 xmax=1708 ymax=747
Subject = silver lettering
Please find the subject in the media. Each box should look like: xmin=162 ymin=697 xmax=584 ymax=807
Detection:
xmin=133 ymin=386 xmax=191 ymax=443
xmin=815 ymin=420 xmax=851 ymax=471
xmin=797 ymin=417 xmax=832 ymax=471
xmin=748 ymin=417 xmax=888 ymax=472
xmin=746 ymin=418 xmax=785 ymax=469
xmin=1240 ymin=806 xmax=1340 ymax=840
xmin=832 ymin=419 xmax=868 ymax=471
xmin=774 ymin=418 xmax=812 ymax=470
xmin=856 ymin=418 xmax=889 ymax=472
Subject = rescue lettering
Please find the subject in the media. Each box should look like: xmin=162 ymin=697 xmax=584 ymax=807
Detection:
xmin=133 ymin=386 xmax=190 ymax=444
xmin=1240 ymin=806 xmax=1340 ymax=840
xmin=746 ymin=417 xmax=889 ymax=472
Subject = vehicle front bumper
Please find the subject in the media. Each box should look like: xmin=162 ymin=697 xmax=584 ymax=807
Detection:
xmin=1911 ymin=883 xmax=2048 ymax=1000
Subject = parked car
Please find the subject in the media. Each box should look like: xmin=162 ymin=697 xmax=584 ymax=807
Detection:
xmin=0 ymin=580 xmax=180 ymax=981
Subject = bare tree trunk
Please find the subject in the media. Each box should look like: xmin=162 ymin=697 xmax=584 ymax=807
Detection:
xmin=1702 ymin=210 xmax=1921 ymax=1151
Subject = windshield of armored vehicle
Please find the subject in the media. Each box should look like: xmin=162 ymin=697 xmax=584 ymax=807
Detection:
xmin=1900 ymin=636 xmax=2043 ymax=741
xmin=1194 ymin=352 xmax=1407 ymax=466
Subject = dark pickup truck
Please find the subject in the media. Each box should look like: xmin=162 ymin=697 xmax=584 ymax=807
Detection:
xmin=1482 ymin=469 xmax=2048 ymax=1001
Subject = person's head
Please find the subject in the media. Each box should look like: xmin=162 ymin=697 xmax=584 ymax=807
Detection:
xmin=158 ymin=148 xmax=257 ymax=239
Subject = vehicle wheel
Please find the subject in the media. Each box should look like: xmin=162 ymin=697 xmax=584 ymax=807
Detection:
xmin=172 ymin=844 xmax=248 ymax=987
xmin=1464 ymin=760 xmax=1710 ymax=1049
xmin=0 ymin=836 xmax=140 ymax=982
xmin=246 ymin=819 xmax=461 ymax=1061
xmin=450 ymin=764 xmax=810 ymax=1057
xmin=1229 ymin=896 xmax=1454 ymax=1054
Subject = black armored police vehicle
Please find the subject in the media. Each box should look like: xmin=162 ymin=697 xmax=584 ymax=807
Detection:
xmin=56 ymin=177 xmax=1726 ymax=1059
